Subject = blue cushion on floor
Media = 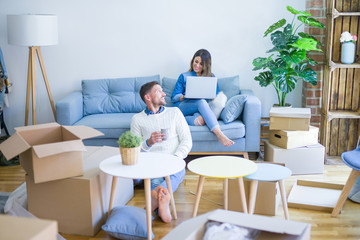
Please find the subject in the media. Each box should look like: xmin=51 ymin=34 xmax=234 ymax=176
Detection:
xmin=102 ymin=206 xmax=154 ymax=240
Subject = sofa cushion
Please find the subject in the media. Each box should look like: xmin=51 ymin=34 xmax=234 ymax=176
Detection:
xmin=220 ymin=95 xmax=248 ymax=123
xmin=189 ymin=120 xmax=245 ymax=141
xmin=161 ymin=77 xmax=177 ymax=107
xmin=74 ymin=113 xmax=136 ymax=139
xmin=218 ymin=75 xmax=240 ymax=99
xmin=82 ymin=75 xmax=160 ymax=115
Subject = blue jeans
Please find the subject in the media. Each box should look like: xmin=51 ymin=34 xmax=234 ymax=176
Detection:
xmin=151 ymin=168 xmax=185 ymax=192
xmin=175 ymin=99 xmax=219 ymax=131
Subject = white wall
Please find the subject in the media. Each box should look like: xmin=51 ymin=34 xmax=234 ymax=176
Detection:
xmin=0 ymin=0 xmax=305 ymax=134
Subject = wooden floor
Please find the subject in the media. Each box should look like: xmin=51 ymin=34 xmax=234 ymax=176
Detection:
xmin=1 ymin=158 xmax=360 ymax=240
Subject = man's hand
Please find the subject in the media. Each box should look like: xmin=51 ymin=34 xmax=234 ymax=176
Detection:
xmin=147 ymin=131 xmax=165 ymax=146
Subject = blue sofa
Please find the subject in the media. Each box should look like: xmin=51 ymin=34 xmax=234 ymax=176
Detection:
xmin=56 ymin=75 xmax=261 ymax=156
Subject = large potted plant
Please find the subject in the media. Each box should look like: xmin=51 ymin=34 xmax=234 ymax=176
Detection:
xmin=252 ymin=6 xmax=324 ymax=107
xmin=117 ymin=131 xmax=142 ymax=165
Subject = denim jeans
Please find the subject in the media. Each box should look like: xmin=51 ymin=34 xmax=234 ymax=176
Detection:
xmin=151 ymin=168 xmax=185 ymax=192
xmin=174 ymin=99 xmax=219 ymax=131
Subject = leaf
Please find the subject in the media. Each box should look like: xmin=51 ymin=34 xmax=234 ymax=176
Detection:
xmin=277 ymin=73 xmax=297 ymax=93
xmin=264 ymin=19 xmax=286 ymax=37
xmin=298 ymin=32 xmax=323 ymax=46
xmin=290 ymin=38 xmax=322 ymax=51
xmin=298 ymin=16 xmax=325 ymax=29
xmin=287 ymin=6 xmax=311 ymax=16
xmin=297 ymin=67 xmax=318 ymax=85
xmin=252 ymin=57 xmax=272 ymax=70
xmin=280 ymin=49 xmax=306 ymax=65
xmin=254 ymin=71 xmax=274 ymax=87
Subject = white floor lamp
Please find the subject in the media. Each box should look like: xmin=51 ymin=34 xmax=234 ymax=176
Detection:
xmin=7 ymin=14 xmax=58 ymax=125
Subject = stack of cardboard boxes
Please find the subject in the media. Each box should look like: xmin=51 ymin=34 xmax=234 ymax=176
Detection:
xmin=0 ymin=123 xmax=134 ymax=237
xmin=265 ymin=107 xmax=325 ymax=175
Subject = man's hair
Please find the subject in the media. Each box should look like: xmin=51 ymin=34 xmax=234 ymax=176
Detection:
xmin=139 ymin=81 xmax=160 ymax=102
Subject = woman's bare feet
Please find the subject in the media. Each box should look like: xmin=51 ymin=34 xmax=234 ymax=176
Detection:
xmin=213 ymin=127 xmax=234 ymax=147
xmin=194 ymin=115 xmax=205 ymax=126
xmin=158 ymin=188 xmax=172 ymax=223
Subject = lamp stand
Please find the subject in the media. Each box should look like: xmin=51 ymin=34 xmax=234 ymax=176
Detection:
xmin=25 ymin=46 xmax=56 ymax=125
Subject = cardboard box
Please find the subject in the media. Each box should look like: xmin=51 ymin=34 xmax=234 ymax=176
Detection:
xmin=0 ymin=215 xmax=58 ymax=240
xmin=228 ymin=178 xmax=280 ymax=216
xmin=269 ymin=107 xmax=311 ymax=131
xmin=26 ymin=146 xmax=134 ymax=236
xmin=269 ymin=126 xmax=319 ymax=149
xmin=264 ymin=141 xmax=324 ymax=174
xmin=288 ymin=180 xmax=344 ymax=212
xmin=0 ymin=122 xmax=103 ymax=183
xmin=163 ymin=209 xmax=311 ymax=240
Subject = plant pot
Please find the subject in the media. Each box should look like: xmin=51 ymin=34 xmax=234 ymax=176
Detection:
xmin=119 ymin=146 xmax=140 ymax=165
xmin=341 ymin=42 xmax=356 ymax=64
xmin=273 ymin=103 xmax=292 ymax=108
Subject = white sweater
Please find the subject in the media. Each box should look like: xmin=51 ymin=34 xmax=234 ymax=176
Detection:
xmin=130 ymin=107 xmax=192 ymax=159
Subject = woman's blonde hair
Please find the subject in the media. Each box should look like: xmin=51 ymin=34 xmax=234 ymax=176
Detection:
xmin=188 ymin=49 xmax=212 ymax=77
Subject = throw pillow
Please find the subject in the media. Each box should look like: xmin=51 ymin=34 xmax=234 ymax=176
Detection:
xmin=161 ymin=77 xmax=177 ymax=107
xmin=209 ymin=91 xmax=227 ymax=119
xmin=220 ymin=95 xmax=248 ymax=124
xmin=102 ymin=206 xmax=154 ymax=240
xmin=217 ymin=75 xmax=240 ymax=99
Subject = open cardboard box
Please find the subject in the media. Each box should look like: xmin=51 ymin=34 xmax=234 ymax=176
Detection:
xmin=0 ymin=122 xmax=103 ymax=183
xmin=288 ymin=180 xmax=344 ymax=212
xmin=163 ymin=209 xmax=311 ymax=240
xmin=269 ymin=107 xmax=311 ymax=131
xmin=26 ymin=146 xmax=134 ymax=236
xmin=0 ymin=215 xmax=58 ymax=240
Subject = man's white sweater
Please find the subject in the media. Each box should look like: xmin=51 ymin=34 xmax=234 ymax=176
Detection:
xmin=131 ymin=107 xmax=192 ymax=159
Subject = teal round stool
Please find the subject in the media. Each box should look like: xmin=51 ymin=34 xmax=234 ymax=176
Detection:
xmin=245 ymin=163 xmax=292 ymax=220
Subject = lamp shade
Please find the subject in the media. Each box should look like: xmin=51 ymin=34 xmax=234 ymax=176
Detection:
xmin=7 ymin=14 xmax=58 ymax=46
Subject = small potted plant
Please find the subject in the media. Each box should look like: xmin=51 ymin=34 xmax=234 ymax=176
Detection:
xmin=252 ymin=6 xmax=324 ymax=107
xmin=340 ymin=31 xmax=357 ymax=64
xmin=117 ymin=131 xmax=142 ymax=165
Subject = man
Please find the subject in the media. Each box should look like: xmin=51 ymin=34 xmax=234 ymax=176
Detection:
xmin=131 ymin=81 xmax=192 ymax=223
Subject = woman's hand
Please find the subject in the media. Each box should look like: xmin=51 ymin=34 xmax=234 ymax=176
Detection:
xmin=179 ymin=95 xmax=185 ymax=101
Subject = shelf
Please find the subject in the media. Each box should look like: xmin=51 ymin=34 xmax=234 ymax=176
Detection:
xmin=332 ymin=8 xmax=360 ymax=18
xmin=327 ymin=110 xmax=360 ymax=121
xmin=329 ymin=61 xmax=360 ymax=71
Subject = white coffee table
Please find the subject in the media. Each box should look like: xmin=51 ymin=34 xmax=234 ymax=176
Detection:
xmin=99 ymin=152 xmax=185 ymax=240
xmin=187 ymin=156 xmax=257 ymax=217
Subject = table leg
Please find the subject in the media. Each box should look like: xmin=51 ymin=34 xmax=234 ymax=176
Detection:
xmin=279 ymin=180 xmax=289 ymax=220
xmin=238 ymin=177 xmax=248 ymax=214
xmin=192 ymin=176 xmax=205 ymax=217
xmin=248 ymin=180 xmax=258 ymax=214
xmin=144 ymin=179 xmax=152 ymax=240
xmin=223 ymin=178 xmax=228 ymax=210
xmin=165 ymin=176 xmax=177 ymax=219
xmin=108 ymin=176 xmax=118 ymax=216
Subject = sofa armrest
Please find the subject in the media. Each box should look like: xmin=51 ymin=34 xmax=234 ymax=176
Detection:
xmin=241 ymin=89 xmax=261 ymax=152
xmin=56 ymin=91 xmax=83 ymax=125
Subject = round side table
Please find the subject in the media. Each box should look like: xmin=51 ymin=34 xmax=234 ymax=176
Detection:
xmin=245 ymin=162 xmax=292 ymax=220
xmin=100 ymin=152 xmax=185 ymax=240
xmin=187 ymin=156 xmax=257 ymax=217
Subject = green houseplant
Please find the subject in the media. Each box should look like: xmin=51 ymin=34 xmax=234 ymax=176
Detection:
xmin=252 ymin=6 xmax=325 ymax=106
xmin=117 ymin=131 xmax=142 ymax=165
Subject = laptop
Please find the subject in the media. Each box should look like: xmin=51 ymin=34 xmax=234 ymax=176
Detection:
xmin=185 ymin=76 xmax=217 ymax=99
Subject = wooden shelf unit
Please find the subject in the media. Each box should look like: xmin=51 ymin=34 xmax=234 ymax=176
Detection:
xmin=321 ymin=0 xmax=360 ymax=156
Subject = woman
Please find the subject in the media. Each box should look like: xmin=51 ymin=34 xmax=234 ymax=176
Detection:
xmin=171 ymin=49 xmax=234 ymax=147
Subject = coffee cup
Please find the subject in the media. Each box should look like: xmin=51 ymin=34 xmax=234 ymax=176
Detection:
xmin=161 ymin=128 xmax=169 ymax=141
